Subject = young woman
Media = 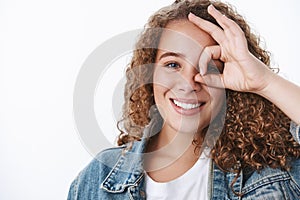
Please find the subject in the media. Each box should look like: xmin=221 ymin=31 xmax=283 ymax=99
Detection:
xmin=68 ymin=1 xmax=300 ymax=199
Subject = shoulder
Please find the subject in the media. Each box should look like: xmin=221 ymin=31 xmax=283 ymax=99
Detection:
xmin=95 ymin=145 xmax=127 ymax=166
xmin=83 ymin=145 xmax=127 ymax=178
xmin=289 ymin=158 xmax=300 ymax=187
xmin=241 ymin=159 xmax=300 ymax=199
xmin=290 ymin=121 xmax=300 ymax=144
xmin=77 ymin=144 xmax=127 ymax=176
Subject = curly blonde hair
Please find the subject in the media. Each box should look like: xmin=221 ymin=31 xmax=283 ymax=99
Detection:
xmin=117 ymin=0 xmax=300 ymax=190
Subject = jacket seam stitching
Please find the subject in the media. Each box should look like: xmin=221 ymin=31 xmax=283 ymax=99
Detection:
xmin=100 ymin=153 xmax=125 ymax=192
xmin=242 ymin=173 xmax=290 ymax=194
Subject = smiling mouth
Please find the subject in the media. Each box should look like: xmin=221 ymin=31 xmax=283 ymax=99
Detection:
xmin=171 ymin=99 xmax=206 ymax=110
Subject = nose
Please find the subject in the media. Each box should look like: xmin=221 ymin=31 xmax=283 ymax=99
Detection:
xmin=176 ymin=64 xmax=202 ymax=93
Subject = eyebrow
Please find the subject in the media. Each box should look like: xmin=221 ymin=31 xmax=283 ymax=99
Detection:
xmin=157 ymin=51 xmax=186 ymax=61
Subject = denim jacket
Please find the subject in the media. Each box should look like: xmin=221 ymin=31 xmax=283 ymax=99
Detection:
xmin=68 ymin=122 xmax=300 ymax=200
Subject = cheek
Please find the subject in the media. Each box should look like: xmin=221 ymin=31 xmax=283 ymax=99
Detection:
xmin=153 ymin=84 xmax=168 ymax=120
xmin=153 ymin=67 xmax=176 ymax=108
xmin=153 ymin=84 xmax=164 ymax=101
xmin=153 ymin=67 xmax=178 ymax=90
xmin=208 ymin=87 xmax=226 ymax=117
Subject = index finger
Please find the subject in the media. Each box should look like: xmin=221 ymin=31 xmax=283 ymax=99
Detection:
xmin=207 ymin=5 xmax=244 ymax=35
xmin=188 ymin=12 xmax=225 ymax=45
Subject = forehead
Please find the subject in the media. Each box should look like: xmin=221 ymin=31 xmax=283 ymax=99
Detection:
xmin=157 ymin=20 xmax=216 ymax=62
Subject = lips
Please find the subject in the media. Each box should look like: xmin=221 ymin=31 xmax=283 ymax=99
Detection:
xmin=172 ymin=99 xmax=203 ymax=110
xmin=170 ymin=98 xmax=206 ymax=116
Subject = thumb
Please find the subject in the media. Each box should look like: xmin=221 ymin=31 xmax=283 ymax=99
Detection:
xmin=195 ymin=73 xmax=225 ymax=89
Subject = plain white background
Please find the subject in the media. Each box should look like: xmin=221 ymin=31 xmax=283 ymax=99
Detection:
xmin=1 ymin=0 xmax=300 ymax=199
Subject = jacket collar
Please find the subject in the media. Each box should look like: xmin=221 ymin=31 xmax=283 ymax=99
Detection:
xmin=101 ymin=138 xmax=147 ymax=193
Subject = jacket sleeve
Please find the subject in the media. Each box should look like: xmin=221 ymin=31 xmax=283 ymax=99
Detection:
xmin=290 ymin=121 xmax=300 ymax=144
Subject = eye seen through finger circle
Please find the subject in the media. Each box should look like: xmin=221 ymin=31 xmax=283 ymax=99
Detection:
xmin=207 ymin=60 xmax=223 ymax=74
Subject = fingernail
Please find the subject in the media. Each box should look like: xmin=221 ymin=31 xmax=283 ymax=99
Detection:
xmin=188 ymin=12 xmax=195 ymax=18
xmin=208 ymin=4 xmax=215 ymax=11
xmin=199 ymin=68 xmax=204 ymax=76
xmin=194 ymin=74 xmax=201 ymax=82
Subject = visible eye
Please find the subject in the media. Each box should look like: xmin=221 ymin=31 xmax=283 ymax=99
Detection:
xmin=207 ymin=61 xmax=220 ymax=74
xmin=165 ymin=62 xmax=180 ymax=69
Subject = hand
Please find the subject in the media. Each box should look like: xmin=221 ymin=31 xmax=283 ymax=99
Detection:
xmin=188 ymin=5 xmax=273 ymax=93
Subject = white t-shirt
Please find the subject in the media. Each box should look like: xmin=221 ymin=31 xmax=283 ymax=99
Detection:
xmin=145 ymin=149 xmax=211 ymax=200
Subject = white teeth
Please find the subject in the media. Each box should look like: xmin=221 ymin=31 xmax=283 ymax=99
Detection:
xmin=173 ymin=99 xmax=202 ymax=110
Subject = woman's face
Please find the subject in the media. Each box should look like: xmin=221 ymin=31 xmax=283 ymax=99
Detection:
xmin=153 ymin=20 xmax=225 ymax=135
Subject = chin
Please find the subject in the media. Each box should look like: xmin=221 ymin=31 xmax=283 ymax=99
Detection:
xmin=171 ymin=120 xmax=207 ymax=135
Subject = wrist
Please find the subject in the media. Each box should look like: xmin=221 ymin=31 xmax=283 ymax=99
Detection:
xmin=254 ymin=70 xmax=283 ymax=100
xmin=253 ymin=68 xmax=278 ymax=98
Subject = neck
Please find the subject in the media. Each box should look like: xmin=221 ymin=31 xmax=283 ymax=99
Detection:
xmin=145 ymin=124 xmax=203 ymax=172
